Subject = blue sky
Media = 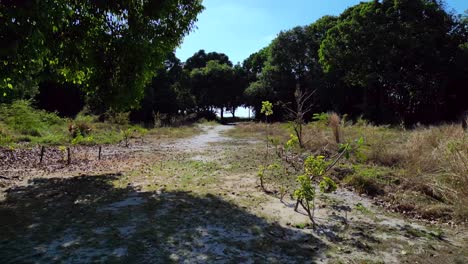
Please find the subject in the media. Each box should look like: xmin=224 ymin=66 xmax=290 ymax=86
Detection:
xmin=176 ymin=0 xmax=468 ymax=64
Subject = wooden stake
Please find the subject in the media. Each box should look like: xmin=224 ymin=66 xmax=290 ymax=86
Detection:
xmin=39 ymin=146 xmax=45 ymax=164
xmin=98 ymin=146 xmax=102 ymax=160
xmin=67 ymin=147 xmax=71 ymax=165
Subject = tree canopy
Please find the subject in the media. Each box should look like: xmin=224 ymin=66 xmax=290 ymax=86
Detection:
xmin=244 ymin=0 xmax=468 ymax=125
xmin=0 ymin=0 xmax=204 ymax=110
xmin=1 ymin=0 xmax=466 ymax=126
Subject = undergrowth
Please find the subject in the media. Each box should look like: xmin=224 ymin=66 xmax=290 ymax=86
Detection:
xmin=0 ymin=101 xmax=199 ymax=147
xmin=231 ymin=116 xmax=468 ymax=223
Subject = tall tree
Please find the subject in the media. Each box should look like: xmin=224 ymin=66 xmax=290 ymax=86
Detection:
xmin=190 ymin=60 xmax=235 ymax=118
xmin=244 ymin=17 xmax=337 ymax=120
xmin=184 ymin=50 xmax=232 ymax=71
xmin=131 ymin=53 xmax=186 ymax=124
xmin=319 ymin=0 xmax=467 ymax=124
xmin=0 ymin=0 xmax=204 ymax=111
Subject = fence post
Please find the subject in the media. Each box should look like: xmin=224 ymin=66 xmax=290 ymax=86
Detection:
xmin=39 ymin=146 xmax=45 ymax=164
xmin=67 ymin=147 xmax=71 ymax=165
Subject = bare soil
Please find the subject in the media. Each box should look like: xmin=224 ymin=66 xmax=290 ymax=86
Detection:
xmin=0 ymin=125 xmax=466 ymax=263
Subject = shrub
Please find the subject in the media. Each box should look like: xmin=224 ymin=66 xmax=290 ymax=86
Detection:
xmin=0 ymin=100 xmax=66 ymax=144
xmin=0 ymin=128 xmax=12 ymax=145
xmin=69 ymin=121 xmax=92 ymax=138
xmin=312 ymin=112 xmax=329 ymax=124
xmin=345 ymin=174 xmax=383 ymax=196
xmin=71 ymin=135 xmax=94 ymax=145
xmin=120 ymin=126 xmax=147 ymax=147
xmin=105 ymin=110 xmax=130 ymax=125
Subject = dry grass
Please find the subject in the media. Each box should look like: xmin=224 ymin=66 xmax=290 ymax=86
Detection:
xmin=223 ymin=122 xmax=289 ymax=141
xmin=400 ymin=125 xmax=468 ymax=220
xmin=227 ymin=122 xmax=334 ymax=152
xmin=329 ymin=112 xmax=342 ymax=144
xmin=348 ymin=124 xmax=467 ymax=222
xmin=229 ymin=120 xmax=468 ymax=223
xmin=147 ymin=125 xmax=202 ymax=139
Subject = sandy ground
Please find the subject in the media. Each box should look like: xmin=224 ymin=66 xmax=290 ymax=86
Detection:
xmin=0 ymin=124 xmax=467 ymax=263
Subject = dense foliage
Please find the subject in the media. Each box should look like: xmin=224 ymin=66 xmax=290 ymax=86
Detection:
xmin=245 ymin=0 xmax=468 ymax=125
xmin=1 ymin=0 xmax=467 ymax=126
xmin=0 ymin=0 xmax=204 ymax=111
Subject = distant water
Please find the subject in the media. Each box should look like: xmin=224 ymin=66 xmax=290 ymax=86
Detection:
xmin=215 ymin=107 xmax=254 ymax=118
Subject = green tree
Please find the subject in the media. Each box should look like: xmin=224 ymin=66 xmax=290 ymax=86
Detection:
xmin=243 ymin=16 xmax=338 ymax=120
xmin=131 ymin=53 xmax=187 ymax=124
xmin=319 ymin=0 xmax=466 ymax=124
xmin=190 ymin=60 xmax=235 ymax=119
xmin=184 ymin=50 xmax=233 ymax=71
xmin=0 ymin=0 xmax=204 ymax=111
xmin=243 ymin=46 xmax=271 ymax=82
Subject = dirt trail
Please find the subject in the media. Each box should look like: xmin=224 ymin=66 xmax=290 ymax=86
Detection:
xmin=0 ymin=124 xmax=466 ymax=263
xmin=166 ymin=125 xmax=234 ymax=151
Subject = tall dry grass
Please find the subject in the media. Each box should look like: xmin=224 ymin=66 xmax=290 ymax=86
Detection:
xmin=401 ymin=125 xmax=468 ymax=220
xmin=230 ymin=119 xmax=468 ymax=222
xmin=329 ymin=112 xmax=342 ymax=144
xmin=349 ymin=123 xmax=467 ymax=220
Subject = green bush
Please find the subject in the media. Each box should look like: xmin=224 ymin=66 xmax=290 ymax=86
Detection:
xmin=0 ymin=101 xmax=134 ymax=146
xmin=0 ymin=100 xmax=66 ymax=144
xmin=0 ymin=128 xmax=12 ymax=145
xmin=105 ymin=110 xmax=130 ymax=125
xmin=345 ymin=174 xmax=384 ymax=196
xmin=71 ymin=135 xmax=95 ymax=145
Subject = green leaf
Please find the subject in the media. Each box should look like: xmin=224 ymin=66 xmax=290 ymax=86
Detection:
xmin=7 ymin=83 xmax=13 ymax=89
xmin=357 ymin=136 xmax=364 ymax=145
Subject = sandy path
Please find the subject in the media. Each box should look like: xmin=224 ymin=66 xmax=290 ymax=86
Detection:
xmin=165 ymin=125 xmax=468 ymax=263
xmin=1 ymin=124 xmax=466 ymax=263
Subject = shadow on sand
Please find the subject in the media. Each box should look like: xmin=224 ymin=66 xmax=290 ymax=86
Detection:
xmin=0 ymin=173 xmax=326 ymax=263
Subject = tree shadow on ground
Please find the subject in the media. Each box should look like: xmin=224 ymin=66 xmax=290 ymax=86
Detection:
xmin=0 ymin=174 xmax=326 ymax=263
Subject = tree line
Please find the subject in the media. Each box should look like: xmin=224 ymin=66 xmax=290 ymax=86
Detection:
xmin=245 ymin=0 xmax=468 ymax=125
xmin=1 ymin=0 xmax=467 ymax=126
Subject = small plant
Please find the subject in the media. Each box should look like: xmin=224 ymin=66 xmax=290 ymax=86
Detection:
xmin=354 ymin=202 xmax=372 ymax=215
xmin=294 ymin=155 xmax=332 ymax=225
xmin=121 ymin=128 xmax=133 ymax=147
xmin=283 ymin=87 xmax=315 ymax=148
xmin=285 ymin=134 xmax=299 ymax=150
xmin=355 ymin=116 xmax=369 ymax=126
xmin=294 ymin=174 xmax=317 ymax=222
xmin=257 ymin=165 xmax=267 ymax=191
xmin=319 ymin=176 xmax=338 ymax=193
xmin=120 ymin=126 xmax=148 ymax=147
xmin=293 ymin=137 xmax=364 ymax=226
xmin=105 ymin=110 xmax=130 ymax=126
xmin=58 ymin=145 xmax=67 ymax=161
xmin=260 ymin=132 xmax=305 ymax=197
xmin=261 ymin=101 xmax=273 ymax=118
xmin=0 ymin=128 xmax=12 ymax=146
xmin=257 ymin=162 xmax=282 ymax=193
xmin=132 ymin=126 xmax=148 ymax=143
xmin=68 ymin=121 xmax=92 ymax=138
xmin=312 ymin=112 xmax=329 ymax=123
xmin=258 ymin=101 xmax=274 ymax=192
xmin=71 ymin=135 xmax=94 ymax=145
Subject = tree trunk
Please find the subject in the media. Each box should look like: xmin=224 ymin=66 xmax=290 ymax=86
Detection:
xmin=220 ymin=107 xmax=224 ymax=120
xmin=231 ymin=106 xmax=235 ymax=118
